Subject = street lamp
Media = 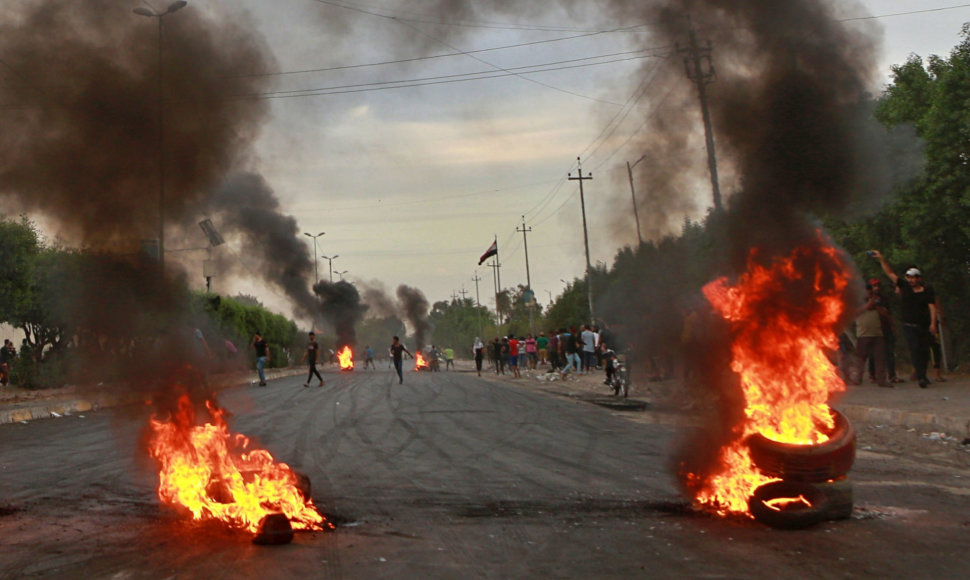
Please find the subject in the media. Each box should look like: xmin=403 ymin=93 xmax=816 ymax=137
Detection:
xmin=321 ymin=254 xmax=339 ymax=283
xmin=627 ymin=154 xmax=646 ymax=246
xmin=334 ymin=270 xmax=348 ymax=281
xmin=303 ymin=231 xmax=325 ymax=284
xmin=133 ymin=0 xmax=188 ymax=276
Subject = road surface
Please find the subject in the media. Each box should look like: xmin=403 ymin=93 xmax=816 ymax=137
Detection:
xmin=1 ymin=367 xmax=969 ymax=578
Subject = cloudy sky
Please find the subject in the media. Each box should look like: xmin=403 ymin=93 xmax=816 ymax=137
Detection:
xmin=5 ymin=0 xmax=969 ymax=322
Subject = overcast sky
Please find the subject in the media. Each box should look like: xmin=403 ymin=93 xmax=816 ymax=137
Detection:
xmin=9 ymin=1 xmax=970 ymax=323
xmin=213 ymin=0 xmax=967 ymax=319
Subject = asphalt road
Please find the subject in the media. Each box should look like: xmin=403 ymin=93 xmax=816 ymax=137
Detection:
xmin=1 ymin=367 xmax=969 ymax=579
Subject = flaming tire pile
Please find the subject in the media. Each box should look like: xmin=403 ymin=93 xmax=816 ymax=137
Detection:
xmin=746 ymin=410 xmax=856 ymax=529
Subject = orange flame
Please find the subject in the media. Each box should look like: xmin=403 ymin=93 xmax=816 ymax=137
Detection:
xmin=147 ymin=394 xmax=330 ymax=534
xmin=690 ymin=239 xmax=851 ymax=515
xmin=764 ymin=495 xmax=812 ymax=511
xmin=414 ymin=351 xmax=428 ymax=370
xmin=337 ymin=346 xmax=354 ymax=370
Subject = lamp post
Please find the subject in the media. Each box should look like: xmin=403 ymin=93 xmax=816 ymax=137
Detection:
xmin=627 ymin=155 xmax=646 ymax=246
xmin=334 ymin=270 xmax=348 ymax=281
xmin=321 ymin=254 xmax=339 ymax=283
xmin=303 ymin=231 xmax=325 ymax=284
xmin=133 ymin=1 xmax=187 ymax=276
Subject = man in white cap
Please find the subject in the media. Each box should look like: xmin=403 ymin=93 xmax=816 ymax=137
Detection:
xmin=870 ymin=251 xmax=937 ymax=388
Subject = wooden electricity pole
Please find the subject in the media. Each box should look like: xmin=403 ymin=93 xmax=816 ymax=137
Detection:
xmin=677 ymin=18 xmax=722 ymax=212
xmin=568 ymin=157 xmax=595 ymax=324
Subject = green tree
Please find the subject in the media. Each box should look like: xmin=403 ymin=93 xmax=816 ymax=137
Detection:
xmin=429 ymin=298 xmax=493 ymax=355
xmin=840 ymin=27 xmax=970 ymax=365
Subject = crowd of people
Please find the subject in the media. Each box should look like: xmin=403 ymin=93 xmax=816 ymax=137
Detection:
xmin=842 ymin=251 xmax=947 ymax=389
xmin=245 ymin=250 xmax=945 ymax=396
xmin=472 ymin=324 xmax=621 ymax=384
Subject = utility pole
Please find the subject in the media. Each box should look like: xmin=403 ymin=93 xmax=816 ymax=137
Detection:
xmin=517 ymin=216 xmax=536 ymax=334
xmin=459 ymin=287 xmax=469 ymax=302
xmin=472 ymin=273 xmax=484 ymax=337
xmin=568 ymin=157 xmax=595 ymax=324
xmin=627 ymin=156 xmax=646 ymax=246
xmin=489 ymin=259 xmax=502 ymax=327
xmin=516 ymin=216 xmax=533 ymax=290
xmin=677 ymin=17 xmax=722 ymax=212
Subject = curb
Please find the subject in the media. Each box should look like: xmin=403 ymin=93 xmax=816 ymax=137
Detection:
xmin=838 ymin=403 xmax=969 ymax=435
xmin=0 ymin=367 xmax=307 ymax=425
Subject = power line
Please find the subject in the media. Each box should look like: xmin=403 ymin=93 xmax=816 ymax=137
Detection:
xmin=236 ymin=24 xmax=660 ymax=79
xmin=838 ymin=3 xmax=970 ymax=23
xmin=311 ymin=0 xmax=624 ymax=33
xmin=244 ymin=49 xmax=665 ymax=100
xmin=0 ymin=50 xmax=667 ymax=110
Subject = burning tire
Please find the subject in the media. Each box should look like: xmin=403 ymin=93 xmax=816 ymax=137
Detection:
xmin=748 ymin=481 xmax=828 ymax=529
xmin=746 ymin=410 xmax=855 ymax=483
xmin=748 ymin=478 xmax=854 ymax=529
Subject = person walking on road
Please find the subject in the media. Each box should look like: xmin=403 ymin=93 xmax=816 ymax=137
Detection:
xmin=871 ymin=251 xmax=937 ymax=388
xmin=473 ymin=337 xmax=484 ymax=376
xmin=444 ymin=346 xmax=455 ymax=370
xmin=301 ymin=332 xmax=325 ymax=388
xmin=364 ymin=345 xmax=376 ymax=369
xmin=251 ymin=331 xmax=269 ymax=386
xmin=390 ymin=336 xmax=412 ymax=384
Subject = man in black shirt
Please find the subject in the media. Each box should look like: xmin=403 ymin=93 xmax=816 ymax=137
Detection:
xmin=871 ymin=251 xmax=937 ymax=388
xmin=301 ymin=332 xmax=324 ymax=388
xmin=0 ymin=339 xmax=15 ymax=385
xmin=251 ymin=332 xmax=269 ymax=386
xmin=390 ymin=335 xmax=412 ymax=384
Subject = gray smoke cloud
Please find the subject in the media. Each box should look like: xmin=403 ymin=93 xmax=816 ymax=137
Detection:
xmin=360 ymin=281 xmax=399 ymax=318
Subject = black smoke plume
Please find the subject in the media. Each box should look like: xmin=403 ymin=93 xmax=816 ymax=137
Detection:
xmin=0 ymin=1 xmax=285 ymax=406
xmin=396 ymin=284 xmax=431 ymax=349
xmin=210 ymin=173 xmax=316 ymax=319
xmin=313 ymin=280 xmax=368 ymax=349
xmin=632 ymin=0 xmax=879 ymax=499
xmin=0 ymin=1 xmax=274 ymax=249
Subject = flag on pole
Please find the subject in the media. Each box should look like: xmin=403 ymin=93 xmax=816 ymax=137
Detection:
xmin=478 ymin=240 xmax=498 ymax=265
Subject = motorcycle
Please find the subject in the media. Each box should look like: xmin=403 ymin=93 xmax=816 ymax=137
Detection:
xmin=604 ymin=350 xmax=630 ymax=398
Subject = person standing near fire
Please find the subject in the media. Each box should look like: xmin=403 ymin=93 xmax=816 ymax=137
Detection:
xmin=870 ymin=250 xmax=937 ymax=388
xmin=853 ymin=281 xmax=891 ymax=387
xmin=867 ymin=278 xmax=901 ymax=384
xmin=390 ymin=335 xmax=412 ymax=384
xmin=301 ymin=331 xmax=324 ymax=388
xmin=251 ymin=331 xmax=269 ymax=387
